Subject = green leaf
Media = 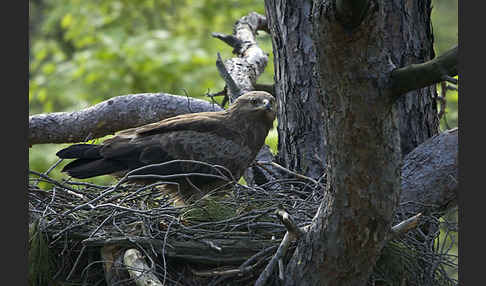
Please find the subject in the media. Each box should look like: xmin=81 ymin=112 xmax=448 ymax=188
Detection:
xmin=61 ymin=13 xmax=73 ymax=28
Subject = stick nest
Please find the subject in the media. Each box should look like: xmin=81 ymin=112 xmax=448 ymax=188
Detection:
xmin=28 ymin=166 xmax=457 ymax=286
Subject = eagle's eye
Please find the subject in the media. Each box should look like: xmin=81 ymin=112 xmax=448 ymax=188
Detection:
xmin=250 ymin=98 xmax=258 ymax=105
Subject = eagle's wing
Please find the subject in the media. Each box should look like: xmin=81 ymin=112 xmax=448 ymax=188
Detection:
xmin=58 ymin=111 xmax=251 ymax=182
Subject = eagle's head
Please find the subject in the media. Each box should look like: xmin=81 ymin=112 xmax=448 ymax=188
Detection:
xmin=229 ymin=91 xmax=277 ymax=125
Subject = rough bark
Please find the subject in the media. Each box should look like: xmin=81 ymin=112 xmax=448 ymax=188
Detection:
xmin=387 ymin=0 xmax=440 ymax=156
xmin=265 ymin=0 xmax=327 ymax=179
xmin=281 ymin=0 xmax=440 ymax=285
xmin=84 ymin=236 xmax=277 ymax=266
xmin=335 ymin=0 xmax=370 ymax=29
xmin=213 ymin=12 xmax=269 ymax=101
xmin=398 ymin=127 xmax=458 ymax=217
xmin=29 ymin=93 xmax=222 ymax=145
xmin=265 ymin=0 xmax=440 ymax=182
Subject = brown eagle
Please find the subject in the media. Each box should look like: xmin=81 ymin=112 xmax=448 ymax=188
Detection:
xmin=56 ymin=91 xmax=276 ymax=205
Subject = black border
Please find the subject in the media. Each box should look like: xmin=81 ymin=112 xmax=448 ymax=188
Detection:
xmin=9 ymin=0 xmax=29 ymax=285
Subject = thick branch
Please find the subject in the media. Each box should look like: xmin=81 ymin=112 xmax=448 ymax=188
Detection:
xmin=391 ymin=45 xmax=458 ymax=96
xmin=29 ymin=93 xmax=222 ymax=145
xmin=213 ymin=12 xmax=269 ymax=102
xmin=336 ymin=0 xmax=370 ymax=29
xmin=84 ymin=236 xmax=277 ymax=265
xmin=398 ymin=128 xmax=458 ymax=217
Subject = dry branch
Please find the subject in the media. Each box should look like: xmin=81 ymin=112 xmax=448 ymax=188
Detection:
xmin=29 ymin=93 xmax=222 ymax=145
xmin=212 ymin=11 xmax=269 ymax=102
xmin=275 ymin=208 xmax=304 ymax=240
xmin=390 ymin=213 xmax=422 ymax=238
xmin=255 ymin=209 xmax=307 ymax=286
xmin=124 ymin=248 xmax=163 ymax=286
xmin=254 ymin=232 xmax=292 ymax=286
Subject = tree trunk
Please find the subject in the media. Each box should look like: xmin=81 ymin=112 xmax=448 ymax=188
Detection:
xmin=387 ymin=0 xmax=439 ymax=156
xmin=265 ymin=0 xmax=438 ymax=184
xmin=265 ymin=0 xmax=327 ymax=179
xmin=262 ymin=0 xmax=441 ymax=285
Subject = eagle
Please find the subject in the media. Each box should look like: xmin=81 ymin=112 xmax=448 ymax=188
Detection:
xmin=56 ymin=91 xmax=276 ymax=205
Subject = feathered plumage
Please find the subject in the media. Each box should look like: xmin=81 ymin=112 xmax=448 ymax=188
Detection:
xmin=57 ymin=91 xmax=276 ymax=204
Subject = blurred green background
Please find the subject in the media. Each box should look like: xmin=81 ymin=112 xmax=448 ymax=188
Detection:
xmin=29 ymin=0 xmax=458 ymax=184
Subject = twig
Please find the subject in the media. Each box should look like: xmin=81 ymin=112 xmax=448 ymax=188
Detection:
xmin=215 ymin=52 xmax=242 ymax=100
xmin=441 ymin=75 xmax=458 ymax=85
xmin=256 ymin=161 xmax=320 ymax=186
xmin=239 ymin=245 xmax=278 ymax=269
xmin=278 ymin=258 xmax=284 ymax=281
xmin=212 ymin=32 xmax=243 ymax=54
xmin=275 ymin=208 xmax=304 ymax=240
xmin=391 ymin=213 xmax=422 ymax=238
xmin=66 ymin=245 xmax=87 ymax=280
xmin=254 ymin=232 xmax=292 ymax=286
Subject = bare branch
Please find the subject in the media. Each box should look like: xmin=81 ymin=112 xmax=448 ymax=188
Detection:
xmin=212 ymin=32 xmax=243 ymax=54
xmin=275 ymin=208 xmax=304 ymax=240
xmin=213 ymin=12 xmax=269 ymax=102
xmin=29 ymin=93 xmax=222 ymax=146
xmin=123 ymin=248 xmax=163 ymax=286
xmin=390 ymin=213 xmax=422 ymax=238
xmin=215 ymin=53 xmax=242 ymax=98
xmin=254 ymin=232 xmax=292 ymax=286
xmin=336 ymin=0 xmax=370 ymax=29
xmin=255 ymin=209 xmax=308 ymax=286
xmin=391 ymin=45 xmax=458 ymax=96
xmin=256 ymin=161 xmax=320 ymax=186
xmin=442 ymin=75 xmax=458 ymax=85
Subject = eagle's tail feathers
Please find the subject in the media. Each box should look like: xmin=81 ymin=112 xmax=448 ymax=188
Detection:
xmin=56 ymin=144 xmax=102 ymax=159
xmin=61 ymin=158 xmax=124 ymax=179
